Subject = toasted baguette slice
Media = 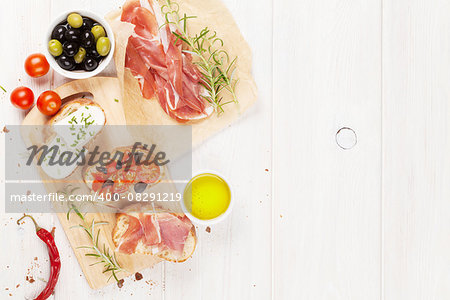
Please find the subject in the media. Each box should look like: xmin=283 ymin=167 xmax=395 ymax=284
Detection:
xmin=112 ymin=209 xmax=197 ymax=263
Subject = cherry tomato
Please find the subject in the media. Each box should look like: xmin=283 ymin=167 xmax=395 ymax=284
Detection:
xmin=99 ymin=185 xmax=114 ymax=196
xmin=37 ymin=91 xmax=61 ymax=116
xmin=123 ymin=169 xmax=137 ymax=184
xmin=24 ymin=53 xmax=50 ymax=78
xmin=92 ymin=180 xmax=104 ymax=193
xmin=137 ymin=164 xmax=161 ymax=183
xmin=10 ymin=86 xmax=34 ymax=110
xmin=92 ymin=171 xmax=107 ymax=181
xmin=111 ymin=171 xmax=132 ymax=194
xmin=106 ymin=161 xmax=118 ymax=174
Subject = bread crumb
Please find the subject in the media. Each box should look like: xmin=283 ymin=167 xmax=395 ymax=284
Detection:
xmin=117 ymin=279 xmax=124 ymax=288
xmin=26 ymin=276 xmax=35 ymax=283
xmin=265 ymin=169 xmax=269 ymax=172
xmin=3 ymin=126 xmax=9 ymax=133
xmin=205 ymin=226 xmax=211 ymax=233
xmin=135 ymin=272 xmax=143 ymax=281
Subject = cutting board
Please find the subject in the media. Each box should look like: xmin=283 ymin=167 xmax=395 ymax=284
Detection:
xmin=21 ymin=77 xmax=179 ymax=289
xmin=106 ymin=0 xmax=258 ymax=147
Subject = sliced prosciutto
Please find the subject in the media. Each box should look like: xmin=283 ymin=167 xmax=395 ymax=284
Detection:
xmin=116 ymin=215 xmax=144 ymax=254
xmin=120 ymin=0 xmax=213 ymax=122
xmin=157 ymin=214 xmax=192 ymax=253
xmin=116 ymin=211 xmax=193 ymax=256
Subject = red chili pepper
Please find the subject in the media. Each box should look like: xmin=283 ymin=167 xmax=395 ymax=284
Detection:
xmin=17 ymin=214 xmax=61 ymax=300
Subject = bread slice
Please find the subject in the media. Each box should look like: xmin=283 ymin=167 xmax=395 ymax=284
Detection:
xmin=83 ymin=145 xmax=163 ymax=194
xmin=47 ymin=98 xmax=106 ymax=126
xmin=112 ymin=208 xmax=197 ymax=263
xmin=39 ymin=99 xmax=106 ymax=179
xmin=157 ymin=228 xmax=197 ymax=263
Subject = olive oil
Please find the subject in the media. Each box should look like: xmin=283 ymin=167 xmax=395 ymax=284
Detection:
xmin=183 ymin=173 xmax=231 ymax=220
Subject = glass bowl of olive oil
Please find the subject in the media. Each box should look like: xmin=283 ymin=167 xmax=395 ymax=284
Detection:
xmin=181 ymin=172 xmax=233 ymax=225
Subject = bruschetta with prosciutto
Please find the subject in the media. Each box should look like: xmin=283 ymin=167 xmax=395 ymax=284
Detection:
xmin=113 ymin=204 xmax=197 ymax=262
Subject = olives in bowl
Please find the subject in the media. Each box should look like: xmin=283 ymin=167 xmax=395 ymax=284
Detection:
xmin=45 ymin=10 xmax=114 ymax=79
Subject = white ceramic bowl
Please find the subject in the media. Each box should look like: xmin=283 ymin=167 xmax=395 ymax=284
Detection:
xmin=44 ymin=10 xmax=115 ymax=79
xmin=180 ymin=171 xmax=234 ymax=226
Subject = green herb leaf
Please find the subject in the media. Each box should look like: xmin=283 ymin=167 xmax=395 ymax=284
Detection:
xmin=161 ymin=0 xmax=238 ymax=114
xmin=70 ymin=212 xmax=122 ymax=283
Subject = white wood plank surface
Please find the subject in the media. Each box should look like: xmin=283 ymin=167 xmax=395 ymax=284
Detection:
xmin=4 ymin=0 xmax=450 ymax=299
xmin=273 ymin=0 xmax=382 ymax=299
xmin=382 ymin=0 xmax=450 ymax=299
xmin=0 ymin=0 xmax=272 ymax=299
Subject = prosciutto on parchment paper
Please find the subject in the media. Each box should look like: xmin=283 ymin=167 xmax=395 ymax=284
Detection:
xmin=120 ymin=0 xmax=213 ymax=123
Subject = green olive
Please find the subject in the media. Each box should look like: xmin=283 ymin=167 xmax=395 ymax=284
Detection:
xmin=74 ymin=47 xmax=87 ymax=64
xmin=67 ymin=13 xmax=83 ymax=29
xmin=91 ymin=25 xmax=106 ymax=41
xmin=96 ymin=37 xmax=111 ymax=56
xmin=48 ymin=39 xmax=63 ymax=57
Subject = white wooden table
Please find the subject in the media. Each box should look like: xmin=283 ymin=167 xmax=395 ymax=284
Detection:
xmin=1 ymin=0 xmax=449 ymax=299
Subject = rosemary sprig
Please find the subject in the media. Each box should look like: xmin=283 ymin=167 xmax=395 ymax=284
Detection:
xmin=161 ymin=0 xmax=239 ymax=114
xmin=0 ymin=85 xmax=6 ymax=93
xmin=71 ymin=218 xmax=123 ymax=283
xmin=62 ymin=190 xmax=123 ymax=283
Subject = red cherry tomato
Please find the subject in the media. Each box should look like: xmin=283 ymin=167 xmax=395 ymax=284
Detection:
xmin=24 ymin=53 xmax=50 ymax=78
xmin=10 ymin=86 xmax=34 ymax=110
xmin=111 ymin=171 xmax=132 ymax=194
xmin=37 ymin=91 xmax=61 ymax=116
xmin=137 ymin=164 xmax=161 ymax=183
xmin=92 ymin=180 xmax=104 ymax=193
xmin=100 ymin=185 xmax=114 ymax=196
xmin=106 ymin=161 xmax=118 ymax=174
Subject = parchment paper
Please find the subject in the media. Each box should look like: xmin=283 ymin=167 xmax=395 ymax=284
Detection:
xmin=106 ymin=0 xmax=258 ymax=147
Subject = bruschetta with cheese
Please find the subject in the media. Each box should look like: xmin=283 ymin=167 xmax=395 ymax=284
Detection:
xmin=40 ymin=99 xmax=106 ymax=179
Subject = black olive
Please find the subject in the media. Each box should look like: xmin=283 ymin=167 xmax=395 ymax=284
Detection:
xmin=86 ymin=47 xmax=101 ymax=59
xmin=102 ymin=179 xmax=114 ymax=188
xmin=63 ymin=41 xmax=79 ymax=57
xmin=134 ymin=182 xmax=148 ymax=193
xmin=82 ymin=17 xmax=94 ymax=30
xmin=64 ymin=28 xmax=81 ymax=42
xmin=134 ymin=152 xmax=143 ymax=164
xmin=83 ymin=57 xmax=99 ymax=71
xmin=56 ymin=54 xmax=75 ymax=71
xmin=51 ymin=25 xmax=67 ymax=40
xmin=96 ymin=166 xmax=107 ymax=174
xmin=81 ymin=30 xmax=95 ymax=48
